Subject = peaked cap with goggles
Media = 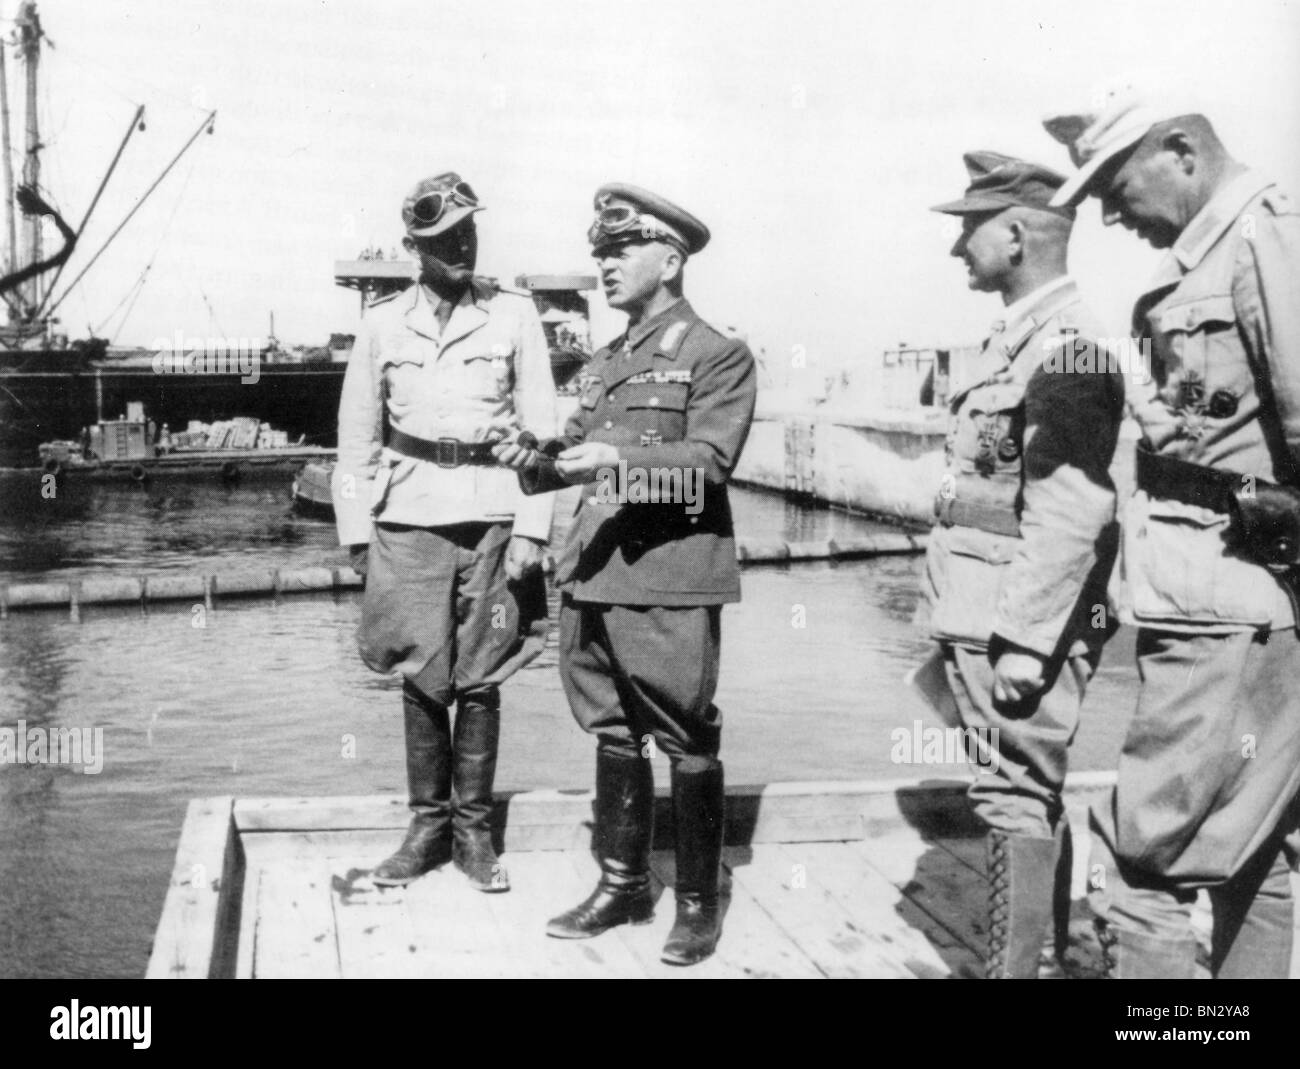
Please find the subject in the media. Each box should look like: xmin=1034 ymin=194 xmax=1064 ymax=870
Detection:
xmin=588 ymin=183 xmax=711 ymax=256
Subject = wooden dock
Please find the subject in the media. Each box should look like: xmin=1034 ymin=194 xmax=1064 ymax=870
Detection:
xmin=146 ymin=774 xmax=1300 ymax=980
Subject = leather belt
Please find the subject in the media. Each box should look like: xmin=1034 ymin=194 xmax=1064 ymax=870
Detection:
xmin=1134 ymin=444 xmax=1239 ymax=513
xmin=936 ymin=496 xmax=1021 ymax=538
xmin=388 ymin=428 xmax=497 ymax=467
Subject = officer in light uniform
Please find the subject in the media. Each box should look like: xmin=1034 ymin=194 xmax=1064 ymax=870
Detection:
xmin=922 ymin=153 xmax=1124 ymax=977
xmin=496 ymin=183 xmax=757 ymax=965
xmin=332 ymin=172 xmax=555 ymax=894
xmin=1045 ymin=82 xmax=1300 ymax=978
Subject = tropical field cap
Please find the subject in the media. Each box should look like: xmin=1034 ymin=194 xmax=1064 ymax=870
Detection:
xmin=930 ymin=151 xmax=1075 ymax=219
xmin=1043 ymin=76 xmax=1206 ymax=208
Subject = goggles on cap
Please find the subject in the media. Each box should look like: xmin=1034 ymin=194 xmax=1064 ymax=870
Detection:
xmin=410 ymin=181 xmax=479 ymax=228
xmin=588 ymin=205 xmax=685 ymax=250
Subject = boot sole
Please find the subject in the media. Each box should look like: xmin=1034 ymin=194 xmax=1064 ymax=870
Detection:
xmin=660 ymin=947 xmax=717 ymax=966
xmin=546 ymin=912 xmax=655 ymax=939
xmin=371 ymin=857 xmax=451 ymax=887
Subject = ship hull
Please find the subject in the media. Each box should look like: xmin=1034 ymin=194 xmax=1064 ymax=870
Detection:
xmin=0 ymin=357 xmax=347 ymax=466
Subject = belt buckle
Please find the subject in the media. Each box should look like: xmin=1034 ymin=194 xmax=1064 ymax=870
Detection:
xmin=435 ymin=437 xmax=460 ymax=468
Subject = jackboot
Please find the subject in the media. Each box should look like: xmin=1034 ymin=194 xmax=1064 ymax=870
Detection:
xmin=372 ymin=684 xmax=453 ymax=886
xmin=984 ymin=830 xmax=1059 ymax=978
xmin=661 ymin=762 xmax=725 ymax=966
xmin=1097 ymin=923 xmax=1199 ymax=979
xmin=546 ymin=750 xmax=656 ymax=938
xmin=451 ymin=689 xmax=509 ymax=892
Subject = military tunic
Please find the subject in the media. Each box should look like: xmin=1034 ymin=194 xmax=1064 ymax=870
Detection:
xmin=332 ymin=280 xmax=556 ymax=705
xmin=522 ymin=297 xmax=757 ymax=758
xmin=1089 ymin=171 xmax=1300 ymax=904
xmin=921 ymin=277 xmax=1123 ymax=835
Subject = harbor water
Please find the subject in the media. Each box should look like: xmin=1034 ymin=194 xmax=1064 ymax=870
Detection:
xmin=0 ymin=472 xmax=1136 ymax=978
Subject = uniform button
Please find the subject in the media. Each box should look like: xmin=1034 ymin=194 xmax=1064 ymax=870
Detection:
xmin=690 ymin=517 xmax=698 ymax=524
xmin=607 ymin=393 xmax=615 ymax=403
xmin=604 ymin=420 xmax=613 ymax=429
xmin=649 ymin=397 xmax=660 ymax=407
xmin=588 ymin=496 xmax=598 ymax=506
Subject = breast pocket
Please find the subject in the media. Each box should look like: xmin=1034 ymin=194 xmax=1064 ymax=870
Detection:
xmin=380 ymin=341 xmax=430 ymax=406
xmin=952 ymin=383 xmax=1025 ymax=478
xmin=462 ymin=343 xmax=515 ymax=401
xmin=624 ymin=382 xmax=689 ymax=443
xmin=1156 ymin=295 xmax=1249 ymax=412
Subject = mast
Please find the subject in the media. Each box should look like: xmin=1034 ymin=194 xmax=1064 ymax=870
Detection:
xmin=0 ymin=44 xmax=15 ymax=285
xmin=16 ymin=1 xmax=41 ymax=316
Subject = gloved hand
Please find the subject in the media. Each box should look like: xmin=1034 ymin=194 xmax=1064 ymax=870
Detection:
xmin=492 ymin=430 xmax=542 ymax=472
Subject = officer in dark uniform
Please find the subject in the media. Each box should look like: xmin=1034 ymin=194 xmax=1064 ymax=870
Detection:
xmin=920 ymin=153 xmax=1124 ymax=977
xmin=495 ymin=183 xmax=757 ymax=965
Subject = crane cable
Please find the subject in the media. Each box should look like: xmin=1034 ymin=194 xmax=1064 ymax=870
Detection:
xmin=102 ymin=156 xmax=199 ymax=341
xmin=45 ymin=107 xmax=215 ymax=319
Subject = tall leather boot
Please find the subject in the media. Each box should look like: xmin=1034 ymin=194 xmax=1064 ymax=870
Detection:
xmin=1097 ymin=923 xmax=1199 ymax=979
xmin=984 ymin=831 xmax=1059 ymax=978
xmin=547 ymin=749 xmax=656 ymax=938
xmin=372 ymin=683 xmax=453 ymax=886
xmin=451 ymin=688 xmax=509 ymax=893
xmin=661 ymin=762 xmax=725 ymax=966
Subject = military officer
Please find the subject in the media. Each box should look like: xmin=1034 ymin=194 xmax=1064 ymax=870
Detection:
xmin=495 ymin=183 xmax=757 ymax=965
xmin=1045 ymin=83 xmax=1300 ymax=978
xmin=922 ymin=152 xmax=1124 ymax=977
xmin=332 ymin=172 xmax=555 ymax=894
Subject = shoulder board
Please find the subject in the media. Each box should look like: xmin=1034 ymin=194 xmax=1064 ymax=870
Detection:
xmin=369 ymin=288 xmax=405 ymax=307
xmin=1260 ymin=188 xmax=1298 ymax=217
xmin=658 ymin=319 xmax=690 ymax=352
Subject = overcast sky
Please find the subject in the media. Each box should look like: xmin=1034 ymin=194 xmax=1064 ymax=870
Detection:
xmin=13 ymin=0 xmax=1300 ymax=383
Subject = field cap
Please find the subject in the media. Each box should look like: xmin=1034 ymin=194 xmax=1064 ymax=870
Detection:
xmin=589 ymin=183 xmax=711 ymax=255
xmin=931 ymin=151 xmax=1075 ymax=219
xmin=1043 ymin=76 xmax=1204 ymax=207
xmin=401 ymin=172 xmax=484 ymax=237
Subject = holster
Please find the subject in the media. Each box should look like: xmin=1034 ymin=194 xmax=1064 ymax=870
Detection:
xmin=1228 ymin=481 xmax=1300 ymax=620
xmin=1137 ymin=445 xmax=1300 ymax=621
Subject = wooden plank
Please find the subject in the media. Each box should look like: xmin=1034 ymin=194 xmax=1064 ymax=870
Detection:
xmin=775 ymin=841 xmax=976 ymax=977
xmin=146 ymin=796 xmax=240 ymax=979
xmin=856 ymin=833 xmax=988 ymax=958
xmin=234 ymin=863 xmax=260 ymax=979
xmin=647 ymin=851 xmax=823 ymax=978
xmin=240 ymin=829 xmax=397 ymax=866
xmin=478 ymin=852 xmax=648 ymax=979
xmin=730 ymin=843 xmax=917 ymax=978
xmin=229 ymin=774 xmax=1118 ymax=847
xmin=328 ymin=855 xmax=429 ymax=979
xmin=402 ymin=858 xmax=518 ymax=978
xmin=253 ymin=859 xmax=340 ymax=979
